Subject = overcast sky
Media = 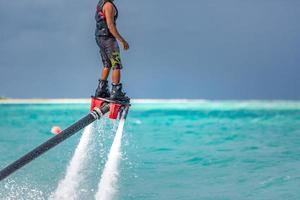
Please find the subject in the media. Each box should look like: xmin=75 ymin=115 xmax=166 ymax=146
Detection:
xmin=0 ymin=0 xmax=299 ymax=99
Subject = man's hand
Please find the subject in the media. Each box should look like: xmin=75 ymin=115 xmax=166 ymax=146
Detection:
xmin=121 ymin=40 xmax=129 ymax=50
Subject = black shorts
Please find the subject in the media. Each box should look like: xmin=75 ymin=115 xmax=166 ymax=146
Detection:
xmin=96 ymin=36 xmax=123 ymax=69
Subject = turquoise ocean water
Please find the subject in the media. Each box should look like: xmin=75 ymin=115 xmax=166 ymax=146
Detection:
xmin=0 ymin=100 xmax=300 ymax=200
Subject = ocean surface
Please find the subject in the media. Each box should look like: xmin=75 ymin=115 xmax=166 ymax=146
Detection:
xmin=0 ymin=100 xmax=300 ymax=200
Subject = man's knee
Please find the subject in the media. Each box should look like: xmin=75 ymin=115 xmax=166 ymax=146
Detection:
xmin=112 ymin=65 xmax=122 ymax=70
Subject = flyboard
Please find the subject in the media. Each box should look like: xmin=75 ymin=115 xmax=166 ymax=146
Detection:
xmin=0 ymin=96 xmax=130 ymax=181
xmin=90 ymin=96 xmax=130 ymax=120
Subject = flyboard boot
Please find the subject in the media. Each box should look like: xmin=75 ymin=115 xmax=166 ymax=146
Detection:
xmin=110 ymin=83 xmax=130 ymax=103
xmin=95 ymin=80 xmax=110 ymax=98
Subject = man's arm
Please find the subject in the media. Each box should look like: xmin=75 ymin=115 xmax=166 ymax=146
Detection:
xmin=103 ymin=2 xmax=129 ymax=50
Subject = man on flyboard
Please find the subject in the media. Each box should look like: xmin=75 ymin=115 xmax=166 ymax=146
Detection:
xmin=94 ymin=0 xmax=129 ymax=102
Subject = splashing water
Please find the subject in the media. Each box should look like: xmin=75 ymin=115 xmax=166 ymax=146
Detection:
xmin=95 ymin=118 xmax=125 ymax=200
xmin=1 ymin=179 xmax=44 ymax=200
xmin=50 ymin=124 xmax=94 ymax=200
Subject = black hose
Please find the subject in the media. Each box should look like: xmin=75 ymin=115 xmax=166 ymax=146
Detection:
xmin=0 ymin=103 xmax=110 ymax=181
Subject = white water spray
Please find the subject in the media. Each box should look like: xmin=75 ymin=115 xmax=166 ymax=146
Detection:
xmin=51 ymin=124 xmax=94 ymax=200
xmin=95 ymin=118 xmax=126 ymax=200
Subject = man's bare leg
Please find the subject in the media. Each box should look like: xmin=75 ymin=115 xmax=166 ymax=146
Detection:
xmin=112 ymin=69 xmax=121 ymax=84
xmin=101 ymin=67 xmax=110 ymax=80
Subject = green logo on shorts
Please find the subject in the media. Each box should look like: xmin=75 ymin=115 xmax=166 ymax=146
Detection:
xmin=110 ymin=52 xmax=121 ymax=67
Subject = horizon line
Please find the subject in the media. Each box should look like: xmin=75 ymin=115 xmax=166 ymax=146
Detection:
xmin=0 ymin=98 xmax=300 ymax=104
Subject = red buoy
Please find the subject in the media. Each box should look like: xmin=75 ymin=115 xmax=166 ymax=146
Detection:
xmin=51 ymin=126 xmax=62 ymax=135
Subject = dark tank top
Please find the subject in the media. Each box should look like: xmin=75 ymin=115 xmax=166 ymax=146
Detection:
xmin=95 ymin=0 xmax=118 ymax=37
